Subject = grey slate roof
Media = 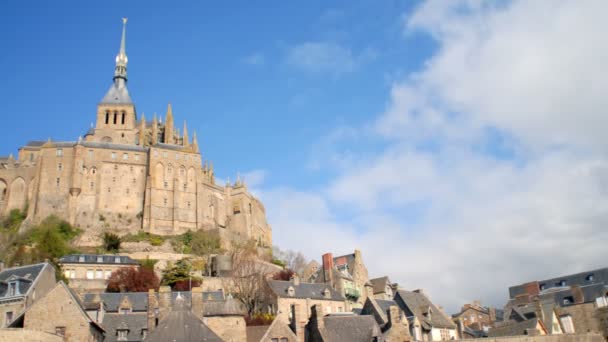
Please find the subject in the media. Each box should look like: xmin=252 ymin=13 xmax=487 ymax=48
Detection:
xmin=203 ymin=298 xmax=246 ymax=316
xmin=321 ymin=314 xmax=383 ymax=342
xmin=144 ymin=298 xmax=222 ymax=342
xmin=509 ymin=267 xmax=608 ymax=299
xmin=25 ymin=141 xmax=46 ymax=147
xmin=103 ymin=313 xmax=148 ymax=342
xmin=84 ymin=292 xmax=149 ymax=312
xmin=60 ymin=254 xmax=139 ymax=266
xmin=267 ymin=279 xmax=345 ymax=301
xmin=370 ymin=277 xmax=390 ymax=294
xmin=0 ymin=263 xmax=48 ymax=299
xmin=81 ymin=141 xmax=147 ymax=152
xmin=488 ymin=317 xmax=541 ymax=337
xmin=82 ymin=290 xmax=227 ymax=313
xmin=376 ymin=299 xmax=398 ymax=314
xmin=394 ymin=290 xmax=456 ymax=330
xmin=101 ymin=79 xmax=133 ymax=104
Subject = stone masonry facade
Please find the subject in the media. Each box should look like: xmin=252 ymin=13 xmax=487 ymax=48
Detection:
xmin=0 ymin=20 xmax=272 ymax=249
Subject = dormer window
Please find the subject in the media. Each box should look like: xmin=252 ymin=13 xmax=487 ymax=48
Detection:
xmin=287 ymin=286 xmax=295 ymax=297
xmin=8 ymin=282 xmax=17 ymax=296
xmin=97 ymin=256 xmax=103 ymax=263
xmin=558 ymin=280 xmax=566 ymax=287
xmin=115 ymin=257 xmax=121 ymax=263
xmin=79 ymin=256 xmax=85 ymax=262
xmin=539 ymin=283 xmax=546 ymax=291
xmin=117 ymin=329 xmax=128 ymax=341
xmin=563 ymin=296 xmax=574 ymax=305
xmin=586 ymin=274 xmax=594 ymax=281
xmin=323 ymin=288 xmax=331 ymax=299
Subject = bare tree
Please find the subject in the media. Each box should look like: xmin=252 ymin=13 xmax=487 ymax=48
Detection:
xmin=226 ymin=240 xmax=273 ymax=315
xmin=272 ymin=246 xmax=308 ymax=275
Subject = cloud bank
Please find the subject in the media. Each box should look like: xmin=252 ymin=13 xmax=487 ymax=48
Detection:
xmin=260 ymin=0 xmax=608 ymax=312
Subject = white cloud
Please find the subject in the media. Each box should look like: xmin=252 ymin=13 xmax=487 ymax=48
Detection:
xmin=286 ymin=42 xmax=374 ymax=75
xmin=260 ymin=0 xmax=608 ymax=313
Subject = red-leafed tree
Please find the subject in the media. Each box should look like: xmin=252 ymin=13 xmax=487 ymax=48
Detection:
xmin=172 ymin=279 xmax=202 ymax=291
xmin=106 ymin=267 xmax=160 ymax=292
xmin=272 ymin=269 xmax=295 ymax=281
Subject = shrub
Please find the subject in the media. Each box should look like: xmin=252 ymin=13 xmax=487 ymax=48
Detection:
xmin=272 ymin=269 xmax=295 ymax=281
xmin=245 ymin=313 xmax=275 ymax=326
xmin=149 ymin=236 xmax=164 ymax=246
xmin=103 ymin=232 xmax=121 ymax=252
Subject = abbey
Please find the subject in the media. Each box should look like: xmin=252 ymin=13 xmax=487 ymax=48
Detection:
xmin=0 ymin=19 xmax=272 ymax=248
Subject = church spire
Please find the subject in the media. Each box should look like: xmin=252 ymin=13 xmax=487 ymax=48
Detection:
xmin=192 ymin=130 xmax=199 ymax=153
xmin=114 ymin=18 xmax=128 ymax=81
xmin=183 ymin=121 xmax=189 ymax=147
xmin=165 ymin=103 xmax=174 ymax=144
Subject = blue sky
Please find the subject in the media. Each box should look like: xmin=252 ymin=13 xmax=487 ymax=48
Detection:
xmin=0 ymin=0 xmax=430 ymax=186
xmin=2 ymin=1 xmax=608 ymax=313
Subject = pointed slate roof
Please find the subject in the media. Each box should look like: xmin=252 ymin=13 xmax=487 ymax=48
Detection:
xmin=144 ymin=298 xmax=222 ymax=342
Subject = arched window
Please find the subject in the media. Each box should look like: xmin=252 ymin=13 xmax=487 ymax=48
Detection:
xmin=113 ymin=111 xmax=118 ymax=124
xmin=105 ymin=111 xmax=110 ymax=124
xmin=121 ymin=111 xmax=125 ymax=125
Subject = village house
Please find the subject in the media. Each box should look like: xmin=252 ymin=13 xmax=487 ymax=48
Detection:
xmin=451 ymin=301 xmax=502 ymax=338
xmin=0 ymin=262 xmax=56 ymax=328
xmin=265 ymin=274 xmax=347 ymax=325
xmin=394 ymin=289 xmax=458 ymax=341
xmin=246 ymin=316 xmax=298 ymax=342
xmin=370 ymin=276 xmax=398 ymax=301
xmin=59 ymin=254 xmax=140 ymax=293
xmin=309 ymin=250 xmax=373 ymax=310
xmin=5 ymin=281 xmax=105 ymax=341
xmin=360 ymin=296 xmax=412 ymax=341
xmin=499 ymin=267 xmax=608 ymax=337
xmin=81 ymin=286 xmax=244 ymax=342
xmin=305 ymin=304 xmax=384 ymax=342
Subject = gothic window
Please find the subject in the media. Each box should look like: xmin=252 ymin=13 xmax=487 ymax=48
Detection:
xmin=56 ymin=148 xmax=63 ymax=157
xmin=113 ymin=111 xmax=118 ymax=124
xmin=105 ymin=111 xmax=110 ymax=124
xmin=167 ymin=165 xmax=173 ymax=173
xmin=121 ymin=111 xmax=125 ymax=125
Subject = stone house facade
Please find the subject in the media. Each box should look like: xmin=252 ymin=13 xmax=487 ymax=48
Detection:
xmin=58 ymin=254 xmax=139 ymax=293
xmin=0 ymin=19 xmax=272 ymax=249
xmin=8 ymin=281 xmax=105 ymax=341
xmin=394 ymin=289 xmax=457 ymax=341
xmin=0 ymin=262 xmax=56 ymax=328
xmin=265 ymin=276 xmax=347 ymax=328
xmin=309 ymin=250 xmax=373 ymax=310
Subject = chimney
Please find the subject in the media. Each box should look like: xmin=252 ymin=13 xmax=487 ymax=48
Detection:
xmin=158 ymin=286 xmax=171 ymax=321
xmin=147 ymin=289 xmax=158 ymax=332
xmin=191 ymin=287 xmax=204 ymax=320
xmin=290 ymin=304 xmax=305 ymax=342
xmin=291 ymin=273 xmax=300 ymax=286
xmin=322 ymin=253 xmax=333 ymax=287
xmin=522 ymin=281 xmax=540 ymax=297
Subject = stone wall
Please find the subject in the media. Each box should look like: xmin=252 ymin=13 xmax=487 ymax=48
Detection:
xmin=458 ymin=333 xmax=604 ymax=342
xmin=204 ymin=316 xmax=246 ymax=342
xmin=0 ymin=328 xmax=63 ymax=342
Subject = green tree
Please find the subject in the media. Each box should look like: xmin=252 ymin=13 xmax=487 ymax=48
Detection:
xmin=161 ymin=259 xmax=199 ymax=288
xmin=190 ymin=230 xmax=222 ymax=256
